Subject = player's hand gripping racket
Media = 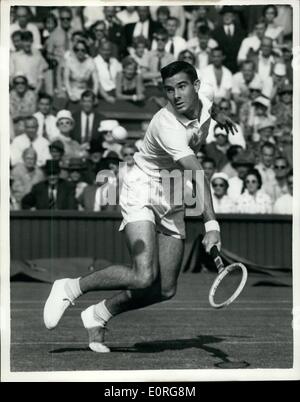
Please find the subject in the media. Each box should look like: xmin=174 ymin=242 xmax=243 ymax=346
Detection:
xmin=208 ymin=245 xmax=248 ymax=309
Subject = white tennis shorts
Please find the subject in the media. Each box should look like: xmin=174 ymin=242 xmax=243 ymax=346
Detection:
xmin=119 ymin=164 xmax=186 ymax=239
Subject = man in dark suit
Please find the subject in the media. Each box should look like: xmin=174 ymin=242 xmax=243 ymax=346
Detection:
xmin=22 ymin=160 xmax=77 ymax=210
xmin=124 ymin=6 xmax=161 ymax=49
xmin=211 ymin=6 xmax=245 ymax=73
xmin=103 ymin=6 xmax=127 ymax=59
xmin=70 ymin=90 xmax=104 ymax=145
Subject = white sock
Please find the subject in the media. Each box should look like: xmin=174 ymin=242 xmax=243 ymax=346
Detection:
xmin=64 ymin=278 xmax=82 ymax=302
xmin=93 ymin=300 xmax=113 ymax=326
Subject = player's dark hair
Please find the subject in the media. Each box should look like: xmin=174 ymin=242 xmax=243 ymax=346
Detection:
xmin=244 ymin=168 xmax=263 ymax=190
xmin=202 ymin=157 xmax=216 ymax=168
xmin=161 ymin=61 xmax=198 ymax=83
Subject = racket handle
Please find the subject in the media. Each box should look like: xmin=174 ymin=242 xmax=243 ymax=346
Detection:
xmin=210 ymin=245 xmax=224 ymax=273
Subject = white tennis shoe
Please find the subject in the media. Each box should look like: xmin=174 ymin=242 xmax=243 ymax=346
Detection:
xmin=81 ymin=306 xmax=110 ymax=353
xmin=43 ymin=278 xmax=74 ymax=329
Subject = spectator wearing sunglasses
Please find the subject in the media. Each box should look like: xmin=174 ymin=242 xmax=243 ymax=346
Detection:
xmin=273 ymin=169 xmax=293 ymax=214
xmin=267 ymin=156 xmax=290 ymax=203
xmin=211 ymin=173 xmax=235 ymax=214
xmin=10 ymin=74 xmax=37 ymax=119
xmin=64 ymin=39 xmax=99 ymax=103
xmin=236 ymin=168 xmax=272 ymax=214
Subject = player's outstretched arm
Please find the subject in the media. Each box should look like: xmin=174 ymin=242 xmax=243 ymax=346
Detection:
xmin=178 ymin=154 xmax=221 ymax=253
xmin=211 ymin=103 xmax=238 ymax=136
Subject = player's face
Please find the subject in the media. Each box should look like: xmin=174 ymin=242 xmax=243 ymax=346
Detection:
xmin=164 ymin=72 xmax=200 ymax=117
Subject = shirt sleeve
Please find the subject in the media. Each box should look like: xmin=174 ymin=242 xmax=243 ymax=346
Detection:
xmin=153 ymin=111 xmax=194 ymax=162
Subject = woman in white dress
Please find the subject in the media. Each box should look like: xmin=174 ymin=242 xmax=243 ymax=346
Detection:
xmin=263 ymin=5 xmax=284 ymax=45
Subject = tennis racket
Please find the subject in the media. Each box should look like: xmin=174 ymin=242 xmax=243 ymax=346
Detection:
xmin=208 ymin=245 xmax=248 ymax=309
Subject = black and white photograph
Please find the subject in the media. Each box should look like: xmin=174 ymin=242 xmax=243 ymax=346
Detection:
xmin=1 ymin=0 xmax=299 ymax=382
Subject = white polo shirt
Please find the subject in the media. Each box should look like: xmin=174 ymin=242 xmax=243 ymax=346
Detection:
xmin=134 ymin=88 xmax=213 ymax=178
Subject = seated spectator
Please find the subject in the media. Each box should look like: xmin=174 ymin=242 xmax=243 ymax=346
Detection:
xmin=119 ymin=144 xmax=138 ymax=187
xmin=116 ymin=7 xmax=139 ymax=26
xmin=63 ymin=39 xmax=99 ymax=103
xmin=186 ymin=25 xmax=218 ymax=74
xmin=263 ymin=5 xmax=284 ymax=45
xmin=211 ymin=173 xmax=235 ymax=213
xmin=102 ymin=6 xmax=127 ymax=59
xmin=271 ymin=83 xmax=292 ymax=129
xmin=186 ymin=6 xmax=215 ymax=40
xmin=211 ymin=6 xmax=245 ymax=73
xmin=22 ymin=159 xmax=77 ymax=210
xmin=202 ymin=157 xmax=216 ymax=183
xmin=94 ymin=41 xmax=122 ymax=103
xmin=237 ymin=17 xmax=266 ymax=64
xmin=10 ymin=31 xmax=48 ymax=93
xmin=154 ymin=6 xmax=169 ymax=29
xmin=10 ymin=176 xmax=24 ymax=210
xmin=84 ymin=138 xmax=105 ymax=184
xmin=205 ymin=125 xmax=230 ymax=171
xmin=276 ymin=131 xmax=293 ymax=167
xmin=236 ymin=168 xmax=272 ymax=213
xmin=227 ymin=151 xmax=256 ymax=202
xmin=11 ymin=147 xmax=45 ymax=199
xmin=129 ymin=36 xmax=150 ymax=74
xmin=281 ymin=41 xmax=293 ymax=83
xmin=10 ymin=6 xmax=41 ymax=51
xmin=12 ymin=116 xmax=26 ymax=139
xmin=11 ymin=30 xmax=23 ymax=53
xmin=71 ymin=90 xmax=104 ymax=145
xmin=221 ymin=145 xmax=243 ymax=179
xmin=269 ymin=156 xmax=290 ymax=203
xmin=232 ymin=60 xmax=264 ymax=106
xmin=256 ymin=120 xmax=276 ymax=146
xmin=150 ymin=5 xmax=186 ymax=37
xmin=142 ymin=28 xmax=175 ymax=88
xmin=9 ymin=74 xmax=37 ymax=120
xmin=88 ymin=20 xmax=118 ymax=59
xmin=207 ymin=99 xmax=246 ymax=149
xmin=273 ymin=169 xmax=293 ymax=214
xmin=177 ymin=49 xmax=201 ymax=78
xmin=201 ymin=47 xmax=233 ymax=102
xmin=115 ymin=56 xmax=145 ymax=103
xmin=66 ymin=157 xmax=88 ymax=201
xmin=152 ymin=17 xmax=186 ymax=60
xmin=10 ymin=115 xmax=51 ymax=167
xmin=99 ymin=120 xmax=127 ymax=159
xmin=251 ymin=36 xmax=278 ymax=83
xmin=124 ymin=6 xmax=161 ymax=49
xmin=265 ymin=62 xmax=290 ymax=101
xmin=249 ymin=96 xmax=276 ymax=139
xmin=49 ymin=139 xmax=65 ymax=163
xmin=34 ymin=93 xmax=60 ymax=141
xmin=239 ymin=80 xmax=263 ymax=138
xmin=255 ymin=141 xmax=276 ymax=198
xmin=53 ymin=110 xmax=84 ymax=160
xmin=41 ymin=13 xmax=58 ymax=46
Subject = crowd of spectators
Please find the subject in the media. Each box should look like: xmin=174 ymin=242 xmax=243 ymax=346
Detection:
xmin=9 ymin=5 xmax=293 ymax=215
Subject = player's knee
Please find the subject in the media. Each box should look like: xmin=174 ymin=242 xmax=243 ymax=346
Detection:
xmin=160 ymin=285 xmax=177 ymax=301
xmin=134 ymin=268 xmax=157 ymax=289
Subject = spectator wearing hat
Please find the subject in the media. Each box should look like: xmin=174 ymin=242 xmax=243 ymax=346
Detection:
xmin=66 ymin=157 xmax=88 ymax=202
xmin=142 ymin=28 xmax=175 ymax=90
xmin=273 ymin=169 xmax=293 ymax=214
xmin=205 ymin=124 xmax=230 ymax=171
xmin=22 ymin=159 xmax=77 ymax=210
xmin=9 ymin=74 xmax=37 ymax=119
xmin=237 ymin=17 xmax=266 ymax=64
xmin=186 ymin=25 xmax=218 ymax=75
xmin=99 ymin=120 xmax=127 ymax=159
xmin=11 ymin=147 xmax=45 ymax=199
xmin=115 ymin=56 xmax=145 ymax=103
xmin=10 ymin=31 xmax=48 ymax=93
xmin=124 ymin=6 xmax=161 ymax=49
xmin=238 ymin=79 xmax=263 ymax=137
xmin=255 ymin=141 xmax=276 ymax=197
xmin=236 ymin=168 xmax=272 ymax=214
xmin=93 ymin=41 xmax=122 ymax=103
xmin=201 ymin=47 xmax=233 ymax=102
xmin=263 ymin=5 xmax=284 ymax=45
xmin=63 ymin=39 xmax=99 ymax=103
xmin=249 ymin=96 xmax=276 ymax=140
xmin=71 ymin=90 xmax=104 ymax=145
xmin=211 ymin=173 xmax=235 ymax=213
xmin=221 ymin=145 xmax=243 ymax=179
xmin=232 ymin=60 xmax=264 ymax=105
xmin=227 ymin=150 xmax=256 ymax=202
xmin=54 ymin=110 xmax=83 ymax=160
xmin=10 ymin=115 xmax=51 ymax=167
xmin=211 ymin=6 xmax=245 ymax=73
xmin=152 ymin=17 xmax=187 ymax=60
xmin=10 ymin=6 xmax=41 ymax=51
xmin=271 ymin=83 xmax=292 ymax=129
xmin=33 ymin=93 xmax=60 ymax=141
xmin=256 ymin=120 xmax=276 ymax=147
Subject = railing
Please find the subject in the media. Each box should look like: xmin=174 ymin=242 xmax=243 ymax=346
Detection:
xmin=10 ymin=211 xmax=292 ymax=268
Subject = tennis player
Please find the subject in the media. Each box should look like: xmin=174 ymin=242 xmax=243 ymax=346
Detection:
xmin=43 ymin=61 xmax=236 ymax=352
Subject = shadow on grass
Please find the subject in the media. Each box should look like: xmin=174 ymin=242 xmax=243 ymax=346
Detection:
xmin=50 ymin=335 xmax=250 ymax=368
